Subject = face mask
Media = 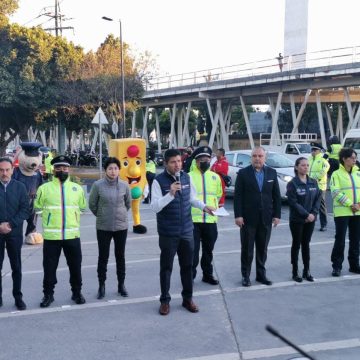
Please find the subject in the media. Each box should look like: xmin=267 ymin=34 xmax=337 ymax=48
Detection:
xmin=55 ymin=171 xmax=69 ymax=182
xmin=186 ymin=150 xmax=192 ymax=155
xmin=199 ymin=161 xmax=210 ymax=172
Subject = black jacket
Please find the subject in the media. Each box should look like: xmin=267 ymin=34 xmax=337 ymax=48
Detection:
xmin=234 ymin=165 xmax=281 ymax=226
xmin=286 ymin=176 xmax=322 ymax=223
xmin=0 ymin=179 xmax=30 ymax=237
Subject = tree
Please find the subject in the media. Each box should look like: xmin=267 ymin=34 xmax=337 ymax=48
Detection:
xmin=0 ymin=23 xmax=84 ymax=154
xmin=0 ymin=0 xmax=18 ymax=26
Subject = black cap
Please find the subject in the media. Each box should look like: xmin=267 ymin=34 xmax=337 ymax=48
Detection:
xmin=192 ymin=146 xmax=212 ymax=159
xmin=20 ymin=142 xmax=42 ymax=157
xmin=310 ymin=142 xmax=323 ymax=151
xmin=51 ymin=155 xmax=71 ymax=167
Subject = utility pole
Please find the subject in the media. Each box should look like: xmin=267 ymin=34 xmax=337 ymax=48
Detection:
xmin=42 ymin=0 xmax=74 ymax=154
xmin=43 ymin=0 xmax=74 ymax=36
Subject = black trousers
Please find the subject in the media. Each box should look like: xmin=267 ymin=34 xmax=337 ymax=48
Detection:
xmin=331 ymin=216 xmax=360 ymax=270
xmin=97 ymin=229 xmax=127 ymax=284
xmin=42 ymin=238 xmax=82 ymax=295
xmin=240 ymin=222 xmax=272 ymax=279
xmin=289 ymin=221 xmax=315 ymax=271
xmin=145 ymin=172 xmax=156 ymax=202
xmin=159 ymin=235 xmax=194 ymax=304
xmin=193 ymin=223 xmax=218 ymax=279
xmin=319 ymin=191 xmax=327 ymax=228
xmin=0 ymin=234 xmax=23 ymax=299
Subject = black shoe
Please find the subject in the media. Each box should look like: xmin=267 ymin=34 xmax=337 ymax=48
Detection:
xmin=332 ymin=269 xmax=341 ymax=277
xmin=349 ymin=267 xmax=360 ymax=274
xmin=97 ymin=284 xmax=105 ymax=299
xmin=202 ymin=275 xmax=219 ymax=285
xmin=133 ymin=225 xmax=147 ymax=234
xmin=292 ymin=274 xmax=303 ymax=283
xmin=256 ymin=277 xmax=272 ymax=285
xmin=320 ymin=227 xmax=327 ymax=232
xmin=71 ymin=293 xmax=86 ymax=305
xmin=118 ymin=284 xmax=128 ymax=297
xmin=40 ymin=294 xmax=54 ymax=308
xmin=242 ymin=277 xmax=251 ymax=287
xmin=15 ymin=298 xmax=27 ymax=311
xmin=302 ymin=270 xmax=314 ymax=282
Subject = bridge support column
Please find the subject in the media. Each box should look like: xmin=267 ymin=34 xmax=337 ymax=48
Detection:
xmin=291 ymin=89 xmax=311 ymax=134
xmin=177 ymin=106 xmax=185 ymax=147
xmin=181 ymin=102 xmax=192 ymax=147
xmin=169 ymin=104 xmax=177 ymax=148
xmin=269 ymin=92 xmax=282 ymax=145
xmin=315 ymin=90 xmax=327 ymax=148
xmin=131 ymin=111 xmax=136 ymax=138
xmin=344 ymin=87 xmax=360 ymax=131
xmin=154 ymin=110 xmax=162 ymax=154
xmin=240 ymin=96 xmax=254 ymax=149
xmin=336 ymin=105 xmax=344 ymax=142
xmin=142 ymin=106 xmax=149 ymax=146
xmin=324 ymin=106 xmax=334 ymax=136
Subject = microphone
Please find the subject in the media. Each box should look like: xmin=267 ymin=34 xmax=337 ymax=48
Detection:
xmin=175 ymin=171 xmax=181 ymax=193
xmin=265 ymin=325 xmax=316 ymax=360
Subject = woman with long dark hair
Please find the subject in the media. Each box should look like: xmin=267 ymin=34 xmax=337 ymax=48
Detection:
xmin=286 ymin=157 xmax=321 ymax=282
xmin=89 ymin=157 xmax=131 ymax=299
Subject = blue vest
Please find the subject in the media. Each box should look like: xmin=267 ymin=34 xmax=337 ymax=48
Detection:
xmin=155 ymin=170 xmax=193 ymax=237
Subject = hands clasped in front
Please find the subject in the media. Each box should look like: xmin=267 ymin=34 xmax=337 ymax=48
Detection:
xmin=235 ymin=217 xmax=280 ymax=228
xmin=0 ymin=222 xmax=11 ymax=234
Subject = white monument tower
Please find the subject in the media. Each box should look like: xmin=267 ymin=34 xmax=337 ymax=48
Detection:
xmin=284 ymin=0 xmax=309 ymax=69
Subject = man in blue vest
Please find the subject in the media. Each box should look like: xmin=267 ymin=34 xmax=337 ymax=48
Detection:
xmin=151 ymin=148 xmax=214 ymax=315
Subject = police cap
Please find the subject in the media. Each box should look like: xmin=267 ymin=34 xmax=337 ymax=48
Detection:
xmin=192 ymin=146 xmax=212 ymax=159
xmin=20 ymin=142 xmax=42 ymax=157
xmin=310 ymin=142 xmax=324 ymax=151
xmin=51 ymin=155 xmax=71 ymax=167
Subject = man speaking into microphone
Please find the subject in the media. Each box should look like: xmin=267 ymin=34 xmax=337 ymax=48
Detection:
xmin=151 ymin=148 xmax=215 ymax=316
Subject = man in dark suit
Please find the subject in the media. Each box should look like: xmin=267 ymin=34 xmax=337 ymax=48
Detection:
xmin=234 ymin=147 xmax=281 ymax=287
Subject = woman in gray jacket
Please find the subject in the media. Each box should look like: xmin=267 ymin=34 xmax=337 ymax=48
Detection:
xmin=89 ymin=157 xmax=131 ymax=299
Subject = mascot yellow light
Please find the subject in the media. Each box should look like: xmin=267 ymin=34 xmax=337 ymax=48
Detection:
xmin=109 ymin=138 xmax=147 ymax=234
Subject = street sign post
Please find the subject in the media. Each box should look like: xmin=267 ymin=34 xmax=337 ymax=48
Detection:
xmin=91 ymin=107 xmax=109 ymax=178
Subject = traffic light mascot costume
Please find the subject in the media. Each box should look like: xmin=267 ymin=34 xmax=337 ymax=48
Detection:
xmin=12 ymin=142 xmax=44 ymax=244
xmin=109 ymin=139 xmax=147 ymax=234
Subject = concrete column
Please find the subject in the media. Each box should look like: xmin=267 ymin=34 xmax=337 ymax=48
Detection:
xmin=291 ymin=89 xmax=312 ymax=133
xmin=240 ymin=96 xmax=254 ymax=149
xmin=325 ymin=106 xmax=334 ymax=136
xmin=169 ymin=104 xmax=177 ymax=148
xmin=131 ymin=111 xmax=136 ymax=138
xmin=142 ymin=106 xmax=149 ymax=146
xmin=154 ymin=110 xmax=162 ymax=153
xmin=315 ymin=90 xmax=326 ymax=148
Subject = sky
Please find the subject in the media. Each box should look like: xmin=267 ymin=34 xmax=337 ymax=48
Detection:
xmin=10 ymin=0 xmax=360 ymax=76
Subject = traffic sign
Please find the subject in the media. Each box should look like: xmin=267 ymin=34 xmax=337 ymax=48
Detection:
xmin=91 ymin=107 xmax=109 ymax=125
xmin=111 ymin=119 xmax=119 ymax=135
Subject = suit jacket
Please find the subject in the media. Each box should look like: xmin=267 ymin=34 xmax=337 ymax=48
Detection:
xmin=234 ymin=165 xmax=281 ymax=226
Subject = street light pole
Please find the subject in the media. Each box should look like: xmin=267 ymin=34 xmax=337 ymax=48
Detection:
xmin=102 ymin=16 xmax=126 ymax=138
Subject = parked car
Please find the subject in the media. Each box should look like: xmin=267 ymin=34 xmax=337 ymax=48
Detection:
xmin=155 ymin=152 xmax=164 ymax=166
xmin=225 ymin=150 xmax=295 ymax=199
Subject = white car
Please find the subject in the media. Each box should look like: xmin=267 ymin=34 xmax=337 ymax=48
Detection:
xmin=225 ymin=150 xmax=295 ymax=199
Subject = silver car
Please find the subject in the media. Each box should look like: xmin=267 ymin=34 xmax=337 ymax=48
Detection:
xmin=225 ymin=150 xmax=295 ymax=199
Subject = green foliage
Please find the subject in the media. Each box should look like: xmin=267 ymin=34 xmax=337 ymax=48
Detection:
xmin=0 ymin=18 xmax=153 ymax=154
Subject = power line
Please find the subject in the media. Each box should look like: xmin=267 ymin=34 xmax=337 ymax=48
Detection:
xmin=41 ymin=0 xmax=74 ymax=37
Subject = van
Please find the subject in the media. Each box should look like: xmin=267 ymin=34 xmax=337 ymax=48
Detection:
xmin=342 ymin=129 xmax=360 ymax=149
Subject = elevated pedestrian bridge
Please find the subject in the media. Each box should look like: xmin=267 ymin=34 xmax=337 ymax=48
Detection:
xmin=138 ymin=46 xmax=360 ymax=151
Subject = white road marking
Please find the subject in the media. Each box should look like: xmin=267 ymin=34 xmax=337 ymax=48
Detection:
xmin=242 ymin=338 xmax=360 ymax=359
